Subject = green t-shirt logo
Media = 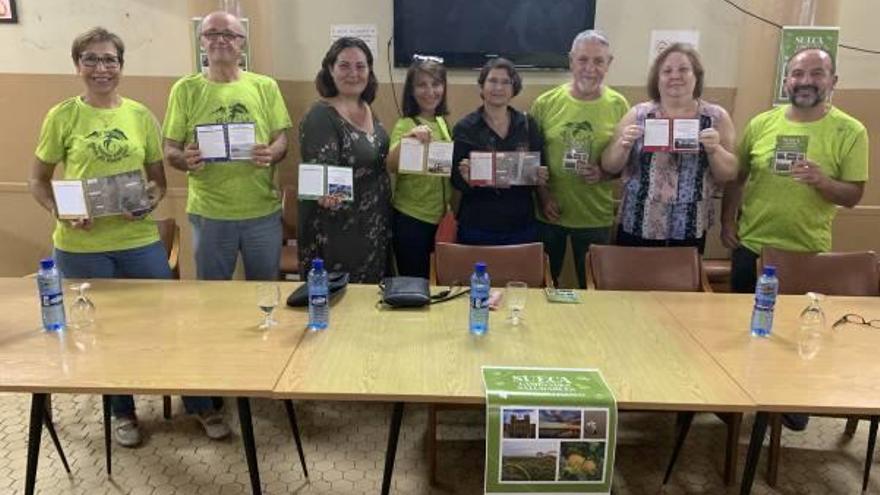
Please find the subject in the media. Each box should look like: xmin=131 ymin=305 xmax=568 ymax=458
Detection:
xmin=85 ymin=128 xmax=131 ymax=163
xmin=210 ymin=102 xmax=252 ymax=123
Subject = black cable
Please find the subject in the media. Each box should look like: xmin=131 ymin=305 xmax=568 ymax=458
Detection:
xmin=386 ymin=36 xmax=401 ymax=117
xmin=719 ymin=0 xmax=880 ymax=55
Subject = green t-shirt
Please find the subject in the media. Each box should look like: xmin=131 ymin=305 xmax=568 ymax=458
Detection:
xmin=390 ymin=116 xmax=452 ymax=225
xmin=162 ymin=71 xmax=292 ymax=220
xmin=35 ymin=97 xmax=162 ymax=253
xmin=530 ymin=84 xmax=629 ymax=228
xmin=738 ymin=105 xmax=869 ymax=253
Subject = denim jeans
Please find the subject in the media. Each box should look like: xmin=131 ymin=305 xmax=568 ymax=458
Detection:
xmin=55 ymin=241 xmax=214 ymax=417
xmin=189 ymin=211 xmax=282 ymax=281
xmin=538 ymin=222 xmax=610 ymax=289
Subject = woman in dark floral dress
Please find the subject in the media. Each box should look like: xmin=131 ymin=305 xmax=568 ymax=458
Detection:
xmin=298 ymin=37 xmax=391 ymax=283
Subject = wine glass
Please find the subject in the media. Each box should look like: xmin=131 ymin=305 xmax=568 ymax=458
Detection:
xmin=506 ymin=281 xmax=528 ymax=326
xmin=68 ymin=282 xmax=95 ymax=329
xmin=256 ymin=283 xmax=280 ymax=329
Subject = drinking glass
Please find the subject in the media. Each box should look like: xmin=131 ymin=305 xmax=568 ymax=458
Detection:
xmin=506 ymin=281 xmax=528 ymax=325
xmin=69 ymin=282 xmax=95 ymax=329
xmin=256 ymin=283 xmax=280 ymax=329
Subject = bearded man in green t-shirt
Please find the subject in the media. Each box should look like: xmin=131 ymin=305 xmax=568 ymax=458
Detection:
xmin=531 ymin=30 xmax=629 ymax=288
xmin=163 ymin=11 xmax=292 ymax=283
xmin=722 ymin=47 xmax=869 ymax=295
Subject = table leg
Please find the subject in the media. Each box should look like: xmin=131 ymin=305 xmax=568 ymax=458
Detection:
xmin=24 ymin=393 xmax=47 ymax=495
xmin=662 ymin=411 xmax=695 ymax=484
xmin=283 ymin=399 xmax=309 ymax=478
xmin=863 ymin=416 xmax=878 ymax=493
xmin=102 ymin=395 xmax=112 ymax=475
xmin=237 ymin=397 xmax=262 ymax=495
xmin=43 ymin=410 xmax=71 ymax=474
xmin=381 ymin=402 xmax=405 ymax=495
xmin=740 ymin=411 xmax=769 ymax=495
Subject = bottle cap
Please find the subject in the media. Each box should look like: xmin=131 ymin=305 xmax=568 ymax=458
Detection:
xmin=762 ymin=265 xmax=776 ymax=276
xmin=312 ymin=258 xmax=324 ymax=271
xmin=475 ymin=262 xmax=487 ymax=274
xmin=40 ymin=258 xmax=55 ymax=270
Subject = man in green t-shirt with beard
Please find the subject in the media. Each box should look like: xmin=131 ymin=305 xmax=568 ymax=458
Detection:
xmin=531 ymin=30 xmax=629 ymax=288
xmin=163 ymin=11 xmax=292 ymax=283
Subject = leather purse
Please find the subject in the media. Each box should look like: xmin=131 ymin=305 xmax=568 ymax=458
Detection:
xmin=286 ymin=272 xmax=350 ymax=307
xmin=379 ymin=276 xmax=431 ymax=308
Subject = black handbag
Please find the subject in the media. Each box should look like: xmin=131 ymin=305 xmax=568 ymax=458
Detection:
xmin=379 ymin=276 xmax=470 ymax=308
xmin=286 ymin=272 xmax=349 ymax=307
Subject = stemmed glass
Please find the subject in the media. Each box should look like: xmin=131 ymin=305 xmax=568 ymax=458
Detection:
xmin=69 ymin=282 xmax=95 ymax=329
xmin=256 ymin=283 xmax=280 ymax=329
xmin=506 ymin=281 xmax=528 ymax=326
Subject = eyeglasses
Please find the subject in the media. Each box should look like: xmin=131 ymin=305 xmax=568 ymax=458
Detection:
xmin=486 ymin=78 xmax=513 ymax=87
xmin=413 ymin=54 xmax=444 ymax=64
xmin=79 ymin=54 xmax=120 ymax=69
xmin=832 ymin=313 xmax=880 ymax=330
xmin=201 ymin=30 xmax=245 ymax=42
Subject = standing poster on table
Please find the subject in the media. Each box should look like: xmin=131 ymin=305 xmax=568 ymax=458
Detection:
xmin=483 ymin=367 xmax=617 ymax=494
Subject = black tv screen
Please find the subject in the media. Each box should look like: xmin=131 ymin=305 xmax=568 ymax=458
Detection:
xmin=393 ymin=0 xmax=597 ymax=69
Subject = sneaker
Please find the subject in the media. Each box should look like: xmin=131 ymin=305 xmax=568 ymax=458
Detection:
xmin=781 ymin=413 xmax=810 ymax=431
xmin=113 ymin=416 xmax=142 ymax=448
xmin=196 ymin=410 xmax=231 ymax=440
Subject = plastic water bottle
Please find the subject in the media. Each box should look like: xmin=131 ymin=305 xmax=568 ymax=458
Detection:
xmin=307 ymin=258 xmax=328 ymax=331
xmin=469 ymin=262 xmax=490 ymax=335
xmin=36 ymin=258 xmax=66 ymax=332
xmin=750 ymin=265 xmax=779 ymax=337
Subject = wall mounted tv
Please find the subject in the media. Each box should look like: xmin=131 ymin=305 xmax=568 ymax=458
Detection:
xmin=393 ymin=0 xmax=597 ymax=69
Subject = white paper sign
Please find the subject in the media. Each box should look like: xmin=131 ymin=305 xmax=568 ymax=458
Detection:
xmin=649 ymin=30 xmax=700 ymax=64
xmin=331 ymin=24 xmax=379 ymax=59
xmin=51 ymin=180 xmax=89 ymax=219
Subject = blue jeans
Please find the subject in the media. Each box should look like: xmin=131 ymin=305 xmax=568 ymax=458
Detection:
xmin=392 ymin=209 xmax=438 ymax=279
xmin=189 ymin=211 xmax=282 ymax=281
xmin=55 ymin=241 xmax=214 ymax=417
xmin=538 ymin=222 xmax=610 ymax=289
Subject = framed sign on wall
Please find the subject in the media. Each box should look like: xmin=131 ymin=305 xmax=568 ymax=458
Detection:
xmin=0 ymin=0 xmax=18 ymax=24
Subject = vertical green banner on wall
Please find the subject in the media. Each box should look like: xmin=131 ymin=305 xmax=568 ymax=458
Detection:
xmin=482 ymin=367 xmax=617 ymax=494
xmin=774 ymin=26 xmax=839 ymax=105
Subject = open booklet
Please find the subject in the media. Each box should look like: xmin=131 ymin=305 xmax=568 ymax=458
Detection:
xmin=298 ymin=163 xmax=354 ymax=202
xmin=398 ymin=138 xmax=454 ymax=176
xmin=773 ymin=135 xmax=808 ymax=174
xmin=469 ymin=151 xmax=542 ymax=187
xmin=643 ymin=118 xmax=700 ymax=153
xmin=52 ymin=170 xmax=151 ymax=220
xmin=195 ymin=122 xmax=256 ymax=162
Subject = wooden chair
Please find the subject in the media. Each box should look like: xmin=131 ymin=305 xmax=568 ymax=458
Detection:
xmin=279 ymin=185 xmax=300 ymax=280
xmin=427 ymin=242 xmax=550 ymax=486
xmin=586 ymin=245 xmax=741 ymax=486
xmin=760 ymin=248 xmax=880 ymax=490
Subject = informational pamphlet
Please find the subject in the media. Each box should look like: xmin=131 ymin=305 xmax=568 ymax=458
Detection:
xmin=643 ymin=118 xmax=700 ymax=153
xmin=773 ymin=135 xmax=808 ymax=174
xmin=298 ymin=163 xmax=354 ymax=202
xmin=52 ymin=170 xmax=151 ymax=220
xmin=483 ymin=366 xmax=617 ymax=494
xmin=195 ymin=122 xmax=256 ymax=162
xmin=468 ymin=151 xmax=542 ymax=187
xmin=398 ymin=138 xmax=453 ymax=176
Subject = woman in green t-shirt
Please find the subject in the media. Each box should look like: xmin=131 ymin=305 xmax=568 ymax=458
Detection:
xmin=386 ymin=57 xmax=453 ymax=278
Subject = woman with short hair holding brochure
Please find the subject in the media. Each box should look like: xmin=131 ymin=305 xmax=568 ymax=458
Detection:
xmin=451 ymin=58 xmax=548 ymax=246
xmin=601 ymin=43 xmax=738 ymax=252
xmin=385 ymin=56 xmax=452 ymax=278
xmin=298 ymin=37 xmax=391 ymax=283
xmin=28 ymin=27 xmax=172 ymax=448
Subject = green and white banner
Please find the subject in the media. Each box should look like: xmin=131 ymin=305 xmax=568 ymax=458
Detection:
xmin=483 ymin=367 xmax=617 ymax=494
xmin=774 ymin=26 xmax=839 ymax=105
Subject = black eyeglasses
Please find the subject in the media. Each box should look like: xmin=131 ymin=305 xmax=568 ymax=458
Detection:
xmin=832 ymin=313 xmax=880 ymax=329
xmin=201 ymin=30 xmax=245 ymax=42
xmin=79 ymin=54 xmax=120 ymax=69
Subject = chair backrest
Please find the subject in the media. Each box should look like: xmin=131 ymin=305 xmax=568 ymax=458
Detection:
xmin=155 ymin=218 xmax=181 ymax=280
xmin=281 ymin=185 xmax=297 ymax=241
xmin=761 ymin=248 xmax=880 ymax=296
xmin=587 ymin=245 xmax=709 ymax=292
xmin=432 ymin=242 xmax=548 ymax=287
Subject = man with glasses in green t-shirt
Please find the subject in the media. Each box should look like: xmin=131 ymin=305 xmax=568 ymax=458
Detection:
xmin=531 ymin=30 xmax=629 ymax=288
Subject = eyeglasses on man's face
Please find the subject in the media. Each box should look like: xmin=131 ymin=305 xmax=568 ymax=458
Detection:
xmin=79 ymin=54 xmax=120 ymax=69
xmin=832 ymin=313 xmax=880 ymax=330
xmin=201 ymin=30 xmax=245 ymax=42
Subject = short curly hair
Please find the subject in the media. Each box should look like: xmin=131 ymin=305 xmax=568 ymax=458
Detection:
xmin=71 ymin=27 xmax=125 ymax=68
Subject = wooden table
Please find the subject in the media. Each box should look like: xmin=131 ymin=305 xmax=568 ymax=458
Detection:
xmin=0 ymin=278 xmax=307 ymax=495
xmin=273 ymin=286 xmax=754 ymax=493
xmin=655 ymin=292 xmax=880 ymax=494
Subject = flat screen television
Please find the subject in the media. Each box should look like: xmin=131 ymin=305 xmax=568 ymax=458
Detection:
xmin=393 ymin=0 xmax=597 ymax=69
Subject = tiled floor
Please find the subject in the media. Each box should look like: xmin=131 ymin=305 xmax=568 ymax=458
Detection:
xmin=0 ymin=392 xmax=875 ymax=494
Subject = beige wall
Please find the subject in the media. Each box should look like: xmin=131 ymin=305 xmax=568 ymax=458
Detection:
xmin=0 ymin=0 xmax=877 ymax=282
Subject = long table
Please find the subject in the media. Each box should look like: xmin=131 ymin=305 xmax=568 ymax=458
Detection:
xmin=655 ymin=292 xmax=880 ymax=494
xmin=273 ymin=286 xmax=754 ymax=493
xmin=0 ymin=278 xmax=307 ymax=495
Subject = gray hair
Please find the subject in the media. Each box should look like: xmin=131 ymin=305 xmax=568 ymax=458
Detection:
xmin=570 ymin=29 xmax=611 ymax=53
